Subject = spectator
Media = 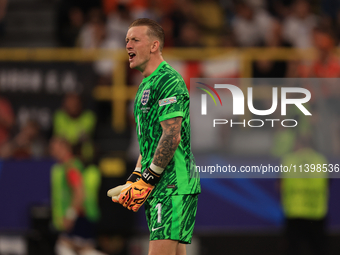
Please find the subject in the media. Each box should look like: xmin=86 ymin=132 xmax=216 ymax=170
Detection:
xmin=0 ymin=0 xmax=7 ymax=37
xmin=267 ymin=0 xmax=292 ymax=19
xmin=67 ymin=7 xmax=85 ymax=47
xmin=131 ymin=0 xmax=162 ymax=21
xmin=170 ymin=0 xmax=196 ymax=42
xmin=0 ymin=120 xmax=47 ymax=159
xmin=79 ymin=5 xmax=130 ymax=80
xmin=281 ymin=136 xmax=329 ymax=255
xmin=282 ymin=0 xmax=317 ymax=48
xmin=220 ymin=29 xmax=236 ymax=47
xmin=232 ymin=1 xmax=274 ymax=47
xmin=290 ymin=25 xmax=340 ymax=80
xmin=253 ymin=20 xmax=291 ymax=78
xmin=160 ymin=16 xmax=175 ymax=47
xmin=305 ymin=26 xmax=340 ymax=79
xmin=50 ymin=137 xmax=104 ymax=255
xmin=245 ymin=0 xmax=267 ymax=10
xmin=0 ymin=0 xmax=6 ymax=22
xmin=297 ymin=25 xmax=340 ymax=156
xmin=56 ymin=0 xmax=101 ymax=46
xmin=194 ymin=0 xmax=224 ymax=46
xmin=106 ymin=4 xmax=133 ymax=49
xmin=78 ymin=8 xmax=106 ymax=48
xmin=57 ymin=7 xmax=85 ymax=47
xmin=53 ymin=93 xmax=96 ymax=164
xmin=175 ymin=22 xmax=202 ymax=47
xmin=78 ymin=8 xmax=115 ymax=83
xmin=0 ymin=96 xmax=14 ymax=148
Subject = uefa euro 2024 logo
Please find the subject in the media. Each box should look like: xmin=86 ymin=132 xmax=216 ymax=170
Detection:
xmin=196 ymin=82 xmax=312 ymax=128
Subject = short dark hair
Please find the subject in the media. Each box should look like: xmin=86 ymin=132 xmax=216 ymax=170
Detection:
xmin=129 ymin=18 xmax=165 ymax=51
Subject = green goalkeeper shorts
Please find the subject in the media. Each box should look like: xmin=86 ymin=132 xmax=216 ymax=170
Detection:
xmin=144 ymin=194 xmax=198 ymax=244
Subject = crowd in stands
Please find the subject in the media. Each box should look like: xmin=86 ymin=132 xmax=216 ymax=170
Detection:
xmin=0 ymin=0 xmax=339 ymax=159
xmin=55 ymin=0 xmax=340 ymax=49
xmin=55 ymin=0 xmax=340 ymax=92
xmin=0 ymin=93 xmax=97 ymax=162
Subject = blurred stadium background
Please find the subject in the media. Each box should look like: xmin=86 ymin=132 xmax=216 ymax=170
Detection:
xmin=0 ymin=0 xmax=340 ymax=254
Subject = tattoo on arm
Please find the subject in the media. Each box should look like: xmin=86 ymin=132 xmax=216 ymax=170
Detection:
xmin=152 ymin=117 xmax=182 ymax=168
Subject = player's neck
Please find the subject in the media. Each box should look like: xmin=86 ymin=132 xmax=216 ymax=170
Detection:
xmin=142 ymin=56 xmax=164 ymax=78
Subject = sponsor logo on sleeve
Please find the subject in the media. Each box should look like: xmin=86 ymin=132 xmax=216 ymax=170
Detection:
xmin=159 ymin=96 xmax=177 ymax=106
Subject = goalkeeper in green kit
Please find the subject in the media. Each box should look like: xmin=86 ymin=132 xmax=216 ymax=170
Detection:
xmin=107 ymin=18 xmax=201 ymax=255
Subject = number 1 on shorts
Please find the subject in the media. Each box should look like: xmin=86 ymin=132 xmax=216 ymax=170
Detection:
xmin=155 ymin=203 xmax=162 ymax=223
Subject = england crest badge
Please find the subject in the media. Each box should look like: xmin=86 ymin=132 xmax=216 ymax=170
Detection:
xmin=141 ymin=89 xmax=150 ymax=105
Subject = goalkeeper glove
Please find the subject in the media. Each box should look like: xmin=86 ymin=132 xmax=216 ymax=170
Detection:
xmin=117 ymin=167 xmax=161 ymax=212
xmin=107 ymin=168 xmax=141 ymax=201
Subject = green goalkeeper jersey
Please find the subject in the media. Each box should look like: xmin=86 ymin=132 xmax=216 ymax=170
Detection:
xmin=134 ymin=61 xmax=201 ymax=197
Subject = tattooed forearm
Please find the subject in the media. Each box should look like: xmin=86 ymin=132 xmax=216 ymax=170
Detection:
xmin=152 ymin=117 xmax=182 ymax=168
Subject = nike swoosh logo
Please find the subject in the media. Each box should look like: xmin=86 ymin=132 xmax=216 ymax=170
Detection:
xmin=151 ymin=226 xmax=165 ymax=232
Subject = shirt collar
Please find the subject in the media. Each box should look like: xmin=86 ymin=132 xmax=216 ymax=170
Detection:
xmin=142 ymin=61 xmax=166 ymax=83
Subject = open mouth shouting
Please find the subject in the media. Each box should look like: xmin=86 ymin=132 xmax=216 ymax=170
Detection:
xmin=128 ymin=52 xmax=136 ymax=62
